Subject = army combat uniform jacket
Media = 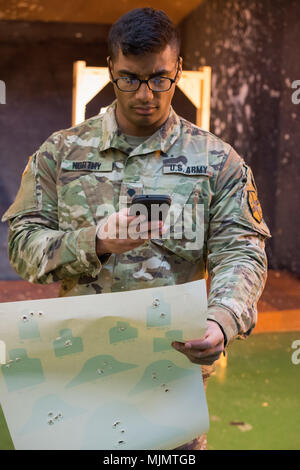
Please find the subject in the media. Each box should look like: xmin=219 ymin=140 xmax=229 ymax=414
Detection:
xmin=2 ymin=101 xmax=271 ymax=346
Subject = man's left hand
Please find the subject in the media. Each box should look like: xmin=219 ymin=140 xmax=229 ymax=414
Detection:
xmin=171 ymin=320 xmax=225 ymax=365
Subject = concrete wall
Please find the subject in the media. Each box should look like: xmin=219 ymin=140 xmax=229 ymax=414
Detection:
xmin=0 ymin=21 xmax=110 ymax=279
xmin=179 ymin=0 xmax=300 ymax=275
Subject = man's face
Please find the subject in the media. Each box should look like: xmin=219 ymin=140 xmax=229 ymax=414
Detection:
xmin=108 ymin=45 xmax=182 ymax=136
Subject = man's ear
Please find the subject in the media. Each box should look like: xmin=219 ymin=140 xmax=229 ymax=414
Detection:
xmin=176 ymin=56 xmax=183 ymax=84
xmin=107 ymin=56 xmax=113 ymax=80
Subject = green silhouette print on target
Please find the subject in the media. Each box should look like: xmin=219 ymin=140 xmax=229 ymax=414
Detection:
xmin=18 ymin=393 xmax=86 ymax=435
xmin=66 ymin=354 xmax=138 ymax=388
xmin=18 ymin=312 xmax=40 ymax=340
xmin=129 ymin=359 xmax=195 ymax=396
xmin=1 ymin=348 xmax=44 ymax=392
xmin=81 ymin=400 xmax=185 ymax=450
xmin=147 ymin=295 xmax=171 ymax=327
xmin=109 ymin=321 xmax=138 ymax=344
xmin=53 ymin=329 xmax=83 ymax=357
xmin=153 ymin=330 xmax=183 ymax=352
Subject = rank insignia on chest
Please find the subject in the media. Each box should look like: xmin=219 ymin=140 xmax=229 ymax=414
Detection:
xmin=247 ymin=190 xmax=263 ymax=223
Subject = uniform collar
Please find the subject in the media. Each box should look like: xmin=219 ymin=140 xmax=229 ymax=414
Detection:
xmin=100 ymin=100 xmax=181 ymax=156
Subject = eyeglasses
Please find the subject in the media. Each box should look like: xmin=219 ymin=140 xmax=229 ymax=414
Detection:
xmin=109 ymin=58 xmax=180 ymax=92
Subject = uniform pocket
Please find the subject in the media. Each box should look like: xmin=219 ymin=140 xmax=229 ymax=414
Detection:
xmin=57 ymin=168 xmax=122 ymax=229
xmin=150 ymin=175 xmax=208 ymax=265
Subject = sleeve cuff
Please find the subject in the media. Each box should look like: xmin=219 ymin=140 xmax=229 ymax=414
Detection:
xmin=76 ymin=225 xmax=103 ymax=277
xmin=207 ymin=305 xmax=239 ymax=347
xmin=96 ymin=218 xmax=112 ymax=265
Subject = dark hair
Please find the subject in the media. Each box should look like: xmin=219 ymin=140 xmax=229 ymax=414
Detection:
xmin=108 ymin=8 xmax=181 ymax=60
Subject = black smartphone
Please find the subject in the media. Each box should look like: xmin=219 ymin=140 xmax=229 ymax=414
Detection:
xmin=129 ymin=194 xmax=171 ymax=223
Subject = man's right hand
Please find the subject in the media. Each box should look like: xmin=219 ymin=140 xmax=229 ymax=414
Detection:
xmin=96 ymin=207 xmax=164 ymax=256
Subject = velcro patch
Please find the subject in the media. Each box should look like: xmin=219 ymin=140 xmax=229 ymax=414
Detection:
xmin=247 ymin=190 xmax=263 ymax=223
xmin=163 ymin=164 xmax=213 ymax=176
xmin=61 ymin=160 xmax=113 ymax=172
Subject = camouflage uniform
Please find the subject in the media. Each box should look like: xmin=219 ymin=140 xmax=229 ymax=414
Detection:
xmin=2 ymin=100 xmax=271 ymax=449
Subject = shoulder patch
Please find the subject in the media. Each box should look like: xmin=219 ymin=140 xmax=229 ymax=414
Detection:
xmin=247 ymin=190 xmax=263 ymax=223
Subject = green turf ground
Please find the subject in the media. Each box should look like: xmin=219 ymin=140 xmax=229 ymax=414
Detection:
xmin=206 ymin=331 xmax=300 ymax=450
xmin=0 ymin=331 xmax=299 ymax=450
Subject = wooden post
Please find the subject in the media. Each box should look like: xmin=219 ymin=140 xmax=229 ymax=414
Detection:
xmin=72 ymin=61 xmax=110 ymax=126
xmin=177 ymin=66 xmax=211 ymax=131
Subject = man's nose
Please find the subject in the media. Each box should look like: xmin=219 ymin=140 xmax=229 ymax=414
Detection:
xmin=135 ymin=82 xmax=153 ymax=101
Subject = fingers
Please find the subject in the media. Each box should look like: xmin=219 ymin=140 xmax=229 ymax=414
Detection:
xmin=172 ymin=341 xmax=223 ymax=358
xmin=98 ymin=208 xmax=165 ymax=255
xmin=188 ymin=344 xmax=224 ymax=360
xmin=187 ymin=352 xmax=222 ymax=366
xmin=119 ymin=207 xmax=144 ymax=223
xmin=172 ymin=335 xmax=222 ymax=352
xmin=171 ymin=327 xmax=225 ymax=366
xmin=175 ymin=345 xmax=223 ymax=365
xmin=128 ymin=217 xmax=164 ymax=240
xmin=183 ymin=323 xmax=225 ymax=350
xmin=184 ymin=338 xmax=214 ymax=350
xmin=117 ymin=209 xmax=164 ymax=238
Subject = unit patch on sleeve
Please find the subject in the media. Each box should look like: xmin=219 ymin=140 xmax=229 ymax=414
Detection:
xmin=247 ymin=190 xmax=263 ymax=223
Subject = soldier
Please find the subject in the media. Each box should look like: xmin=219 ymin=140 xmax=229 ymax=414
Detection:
xmin=2 ymin=8 xmax=271 ymax=450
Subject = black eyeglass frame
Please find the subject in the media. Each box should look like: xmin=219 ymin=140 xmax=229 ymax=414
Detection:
xmin=108 ymin=57 xmax=180 ymax=93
